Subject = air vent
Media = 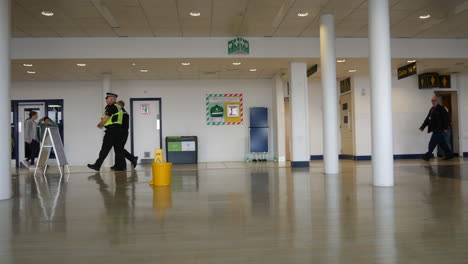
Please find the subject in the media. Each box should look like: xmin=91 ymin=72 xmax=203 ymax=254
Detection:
xmin=144 ymin=152 xmax=151 ymax=158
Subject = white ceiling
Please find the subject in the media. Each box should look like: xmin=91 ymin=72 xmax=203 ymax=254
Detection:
xmin=12 ymin=0 xmax=468 ymax=38
xmin=11 ymin=58 xmax=468 ymax=81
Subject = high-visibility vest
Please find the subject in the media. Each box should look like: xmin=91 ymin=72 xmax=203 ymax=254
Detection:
xmin=103 ymin=103 xmax=123 ymax=127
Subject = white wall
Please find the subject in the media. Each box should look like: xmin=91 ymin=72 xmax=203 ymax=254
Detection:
xmin=458 ymin=74 xmax=468 ymax=154
xmin=308 ymin=78 xmax=324 ymax=156
xmin=352 ymin=75 xmax=372 ymax=156
xmin=11 ymin=79 xmax=275 ymax=165
xmin=351 ymin=73 xmax=467 ymax=156
xmin=11 ymin=81 xmax=103 ymax=165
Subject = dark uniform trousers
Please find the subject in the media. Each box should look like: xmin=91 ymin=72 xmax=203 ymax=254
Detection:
xmin=94 ymin=125 xmax=126 ymax=170
xmin=119 ymin=130 xmax=135 ymax=161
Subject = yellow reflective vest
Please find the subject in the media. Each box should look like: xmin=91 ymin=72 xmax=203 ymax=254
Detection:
xmin=103 ymin=103 xmax=123 ymax=127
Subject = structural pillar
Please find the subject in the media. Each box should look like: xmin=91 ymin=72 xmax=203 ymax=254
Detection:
xmin=102 ymin=73 xmax=113 ymax=168
xmin=0 ymin=0 xmax=11 ymax=200
xmin=290 ymin=62 xmax=310 ymax=167
xmin=320 ymin=14 xmax=340 ymax=174
xmin=274 ymin=74 xmax=286 ymax=163
xmin=369 ymin=0 xmax=394 ymax=186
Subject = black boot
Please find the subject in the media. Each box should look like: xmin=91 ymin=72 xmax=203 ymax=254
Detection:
xmin=443 ymin=153 xmax=454 ymax=160
xmin=87 ymin=164 xmax=100 ymax=171
xmin=131 ymin=156 xmax=138 ymax=168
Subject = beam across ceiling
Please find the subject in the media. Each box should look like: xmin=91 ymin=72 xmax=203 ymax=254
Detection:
xmin=11 ymin=37 xmax=468 ymax=60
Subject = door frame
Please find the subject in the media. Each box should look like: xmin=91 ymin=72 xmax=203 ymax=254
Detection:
xmin=11 ymin=99 xmax=65 ymax=168
xmin=129 ymin=98 xmax=163 ymax=155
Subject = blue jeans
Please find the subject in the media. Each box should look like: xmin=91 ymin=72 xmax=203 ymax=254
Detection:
xmin=425 ymin=131 xmax=451 ymax=158
xmin=437 ymin=129 xmax=452 ymax=156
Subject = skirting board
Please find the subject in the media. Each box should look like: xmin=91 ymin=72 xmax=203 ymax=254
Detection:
xmin=311 ymin=154 xmax=428 ymax=161
xmin=292 ymin=161 xmax=310 ymax=167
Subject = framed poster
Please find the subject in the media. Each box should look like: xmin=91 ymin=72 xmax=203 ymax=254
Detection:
xmin=206 ymin=94 xmax=243 ymax=125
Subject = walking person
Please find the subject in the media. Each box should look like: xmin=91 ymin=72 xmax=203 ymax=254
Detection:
xmin=87 ymin=93 xmax=127 ymax=171
xmin=419 ymin=96 xmax=454 ymax=161
xmin=111 ymin=100 xmax=138 ymax=170
xmin=23 ymin=111 xmax=40 ymax=168
xmin=38 ymin=116 xmax=58 ymax=141
xmin=437 ymin=105 xmax=452 ymax=157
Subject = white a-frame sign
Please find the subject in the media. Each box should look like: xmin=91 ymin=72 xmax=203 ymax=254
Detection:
xmin=34 ymin=127 xmax=70 ymax=176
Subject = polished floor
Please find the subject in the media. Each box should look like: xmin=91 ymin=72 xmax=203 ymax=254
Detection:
xmin=2 ymin=159 xmax=468 ymax=264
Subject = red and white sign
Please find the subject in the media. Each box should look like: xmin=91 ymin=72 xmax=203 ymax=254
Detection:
xmin=140 ymin=104 xmax=150 ymax=115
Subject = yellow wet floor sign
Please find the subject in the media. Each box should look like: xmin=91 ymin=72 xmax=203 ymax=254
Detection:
xmin=154 ymin=149 xmax=163 ymax=163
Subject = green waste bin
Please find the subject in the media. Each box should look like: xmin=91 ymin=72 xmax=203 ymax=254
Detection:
xmin=166 ymin=136 xmax=198 ymax=164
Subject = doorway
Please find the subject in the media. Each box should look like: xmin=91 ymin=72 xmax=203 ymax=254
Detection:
xmin=339 ymin=92 xmax=355 ymax=156
xmin=434 ymin=91 xmax=460 ymax=155
xmin=11 ymin=100 xmax=64 ymax=168
xmin=130 ymin=98 xmax=163 ymax=164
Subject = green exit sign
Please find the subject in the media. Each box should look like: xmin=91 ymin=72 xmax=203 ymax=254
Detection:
xmin=228 ymin=38 xmax=249 ymax=55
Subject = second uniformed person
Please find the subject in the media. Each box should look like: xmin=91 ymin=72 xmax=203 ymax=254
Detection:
xmin=88 ymin=93 xmax=126 ymax=171
xmin=112 ymin=100 xmax=138 ymax=170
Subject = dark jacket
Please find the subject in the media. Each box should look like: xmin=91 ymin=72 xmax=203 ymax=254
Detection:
xmin=420 ymin=105 xmax=449 ymax=133
xmin=121 ymin=107 xmax=129 ymax=132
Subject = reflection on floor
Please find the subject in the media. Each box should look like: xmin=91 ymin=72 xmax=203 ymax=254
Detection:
xmin=2 ymin=159 xmax=468 ymax=263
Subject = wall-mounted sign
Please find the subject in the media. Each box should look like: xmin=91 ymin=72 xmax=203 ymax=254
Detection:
xmin=226 ymin=104 xmax=240 ymax=117
xmin=439 ymin=75 xmax=451 ymax=88
xmin=228 ymin=38 xmax=249 ymax=55
xmin=398 ymin=62 xmax=417 ymax=80
xmin=140 ymin=104 xmax=150 ymax=114
xmin=340 ymin=78 xmax=351 ymax=94
xmin=418 ymin=73 xmax=439 ymax=89
xmin=307 ymin=64 xmax=318 ymax=77
xmin=206 ymin=94 xmax=244 ymax=125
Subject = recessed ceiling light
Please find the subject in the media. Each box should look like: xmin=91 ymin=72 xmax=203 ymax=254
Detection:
xmin=297 ymin=12 xmax=309 ymax=17
xmin=41 ymin=11 xmax=54 ymax=17
xmin=181 ymin=62 xmax=191 ymax=66
xmin=419 ymin=14 xmax=431 ymax=19
xmin=348 ymin=69 xmax=357 ymax=73
xmin=76 ymin=63 xmax=86 ymax=67
xmin=131 ymin=63 xmax=136 ymax=66
xmin=250 ymin=69 xmax=257 ymax=72
xmin=407 ymin=59 xmax=416 ymax=63
xmin=190 ymin=11 xmax=201 ymax=17
xmin=27 ymin=71 xmax=36 ymax=74
xmin=337 ymin=59 xmax=346 ymax=63
xmin=23 ymin=63 xmax=33 ymax=67
xmin=232 ymin=62 xmax=241 ymax=65
xmin=140 ymin=69 xmax=149 ymax=73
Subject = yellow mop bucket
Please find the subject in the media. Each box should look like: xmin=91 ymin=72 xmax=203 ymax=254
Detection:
xmin=150 ymin=162 xmax=172 ymax=186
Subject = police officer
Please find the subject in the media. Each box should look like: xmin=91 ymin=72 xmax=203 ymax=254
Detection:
xmin=88 ymin=93 xmax=126 ymax=171
xmin=111 ymin=100 xmax=138 ymax=170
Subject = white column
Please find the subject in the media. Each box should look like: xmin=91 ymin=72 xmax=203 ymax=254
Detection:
xmin=102 ymin=73 xmax=113 ymax=168
xmin=369 ymin=0 xmax=394 ymax=186
xmin=0 ymin=0 xmax=11 ymax=200
xmin=274 ymin=74 xmax=286 ymax=163
xmin=0 ymin=200 xmax=12 ymax=262
xmin=320 ymin=14 xmax=340 ymax=174
xmin=290 ymin=62 xmax=310 ymax=167
xmin=373 ymin=188 xmax=396 ymax=264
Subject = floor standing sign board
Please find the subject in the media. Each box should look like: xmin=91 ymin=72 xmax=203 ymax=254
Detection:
xmin=35 ymin=127 xmax=70 ymax=176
